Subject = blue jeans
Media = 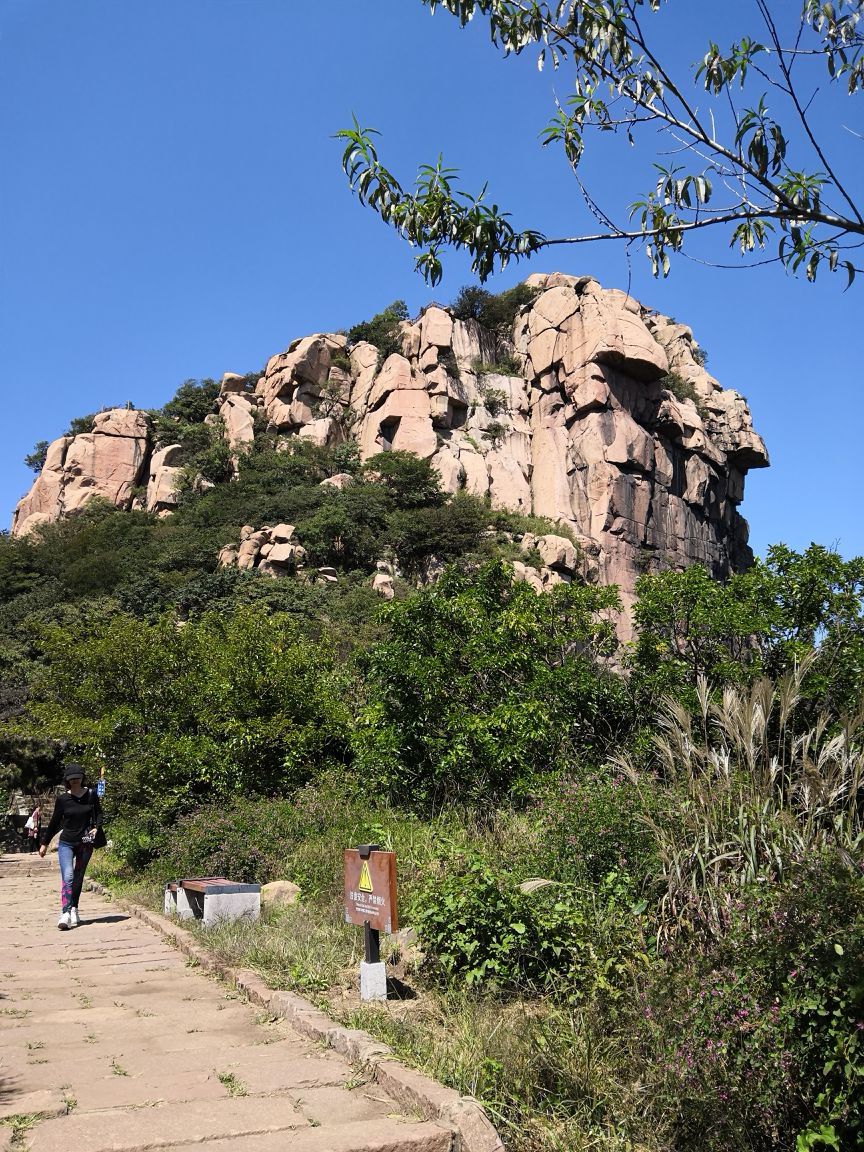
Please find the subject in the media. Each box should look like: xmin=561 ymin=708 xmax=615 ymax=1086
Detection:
xmin=57 ymin=840 xmax=93 ymax=914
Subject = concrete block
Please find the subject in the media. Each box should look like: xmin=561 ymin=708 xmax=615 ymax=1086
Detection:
xmin=359 ymin=960 xmax=387 ymax=1001
xmin=202 ymin=890 xmax=259 ymax=927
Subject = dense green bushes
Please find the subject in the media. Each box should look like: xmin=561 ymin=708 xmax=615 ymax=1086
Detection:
xmin=410 ymin=854 xmax=647 ymax=1000
xmin=346 ymin=299 xmax=409 ymax=358
xmin=636 ymin=864 xmax=864 ymax=1151
xmin=450 ymin=283 xmax=540 ymax=336
xmin=353 ymin=563 xmax=627 ymax=809
xmin=632 ymin=545 xmax=864 ymax=719
xmin=27 ymin=608 xmax=351 ymax=859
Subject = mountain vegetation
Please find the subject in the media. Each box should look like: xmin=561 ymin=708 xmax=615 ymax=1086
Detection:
xmin=2 ymin=318 xmax=863 ymax=1151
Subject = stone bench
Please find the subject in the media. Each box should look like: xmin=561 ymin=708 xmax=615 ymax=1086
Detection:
xmin=164 ymin=876 xmax=260 ymax=927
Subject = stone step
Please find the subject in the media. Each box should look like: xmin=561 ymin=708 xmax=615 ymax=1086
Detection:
xmin=26 ymin=1099 xmax=450 ymax=1152
xmin=170 ymin=1120 xmax=454 ymax=1152
xmin=9 ymin=1046 xmax=347 ymax=1096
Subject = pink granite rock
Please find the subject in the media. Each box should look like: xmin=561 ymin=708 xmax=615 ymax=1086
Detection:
xmin=12 ymin=411 xmax=149 ymax=535
xmin=12 ymin=278 xmax=768 ymax=627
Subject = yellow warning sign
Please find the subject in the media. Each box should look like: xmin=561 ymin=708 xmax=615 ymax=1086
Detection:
xmin=358 ymin=860 xmax=374 ymax=893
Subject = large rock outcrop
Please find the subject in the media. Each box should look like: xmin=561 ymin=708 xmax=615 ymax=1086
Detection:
xmin=12 ymin=274 xmax=767 ymax=622
xmin=243 ymin=273 xmax=766 ymax=612
xmin=12 ymin=410 xmax=151 ymax=536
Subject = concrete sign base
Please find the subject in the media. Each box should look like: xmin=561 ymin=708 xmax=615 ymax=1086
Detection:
xmin=360 ymin=960 xmax=388 ymax=1001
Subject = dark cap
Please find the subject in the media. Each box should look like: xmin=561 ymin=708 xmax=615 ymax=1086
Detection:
xmin=63 ymin=763 xmax=85 ymax=781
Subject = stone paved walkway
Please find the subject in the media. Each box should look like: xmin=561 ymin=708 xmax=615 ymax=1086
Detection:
xmin=0 ymin=854 xmax=451 ymax=1152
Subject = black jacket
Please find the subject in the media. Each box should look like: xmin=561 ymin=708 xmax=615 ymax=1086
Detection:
xmin=40 ymin=789 xmax=102 ymax=847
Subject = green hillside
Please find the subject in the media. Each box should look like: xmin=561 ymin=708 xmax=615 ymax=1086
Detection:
xmin=2 ymin=364 xmax=863 ymax=1152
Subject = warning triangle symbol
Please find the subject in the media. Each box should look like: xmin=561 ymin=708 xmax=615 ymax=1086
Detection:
xmin=358 ymin=860 xmax=374 ymax=893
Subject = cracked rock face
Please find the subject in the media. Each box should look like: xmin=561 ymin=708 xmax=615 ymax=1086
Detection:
xmin=247 ymin=272 xmax=767 ymax=617
xmin=12 ymin=275 xmax=767 ymax=628
xmin=12 ymin=410 xmax=151 ymax=536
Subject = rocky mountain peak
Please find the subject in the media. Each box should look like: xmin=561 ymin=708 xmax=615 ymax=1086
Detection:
xmin=12 ymin=273 xmax=768 ymax=617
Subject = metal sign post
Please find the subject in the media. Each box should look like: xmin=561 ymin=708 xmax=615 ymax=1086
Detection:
xmin=343 ymin=844 xmax=398 ymax=1002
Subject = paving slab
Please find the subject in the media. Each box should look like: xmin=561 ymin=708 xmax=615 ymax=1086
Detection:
xmin=166 ymin=1120 xmax=454 ymax=1152
xmin=0 ymin=854 xmax=448 ymax=1152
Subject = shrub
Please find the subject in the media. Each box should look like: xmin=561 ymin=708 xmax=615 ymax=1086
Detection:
xmin=193 ymin=439 xmax=235 ymax=485
xmin=659 ymin=371 xmax=705 ymax=415
xmin=630 ymin=563 xmax=773 ymax=703
xmin=362 ymin=451 xmax=445 ymax=510
xmin=149 ymin=377 xmax=231 ymax=475
xmin=352 ymin=562 xmax=626 ymax=810
xmin=385 ymin=492 xmax=487 ymax=576
xmin=329 ymin=440 xmax=361 ymax=476
xmin=532 ymin=771 xmax=659 ymax=890
xmin=483 ymin=420 xmax=509 ymax=446
xmin=65 ymin=413 xmax=96 ymax=437
xmin=410 ymin=853 xmax=647 ymax=1000
xmin=311 ymin=378 xmax=353 ymax=425
xmin=297 ymin=483 xmax=391 ymax=569
xmin=450 ymin=285 xmax=492 ymax=323
xmin=438 ymin=347 xmax=461 ymax=380
xmin=638 ymin=863 xmax=864 ymax=1151
xmin=24 ymin=441 xmax=49 ymax=473
xmin=151 ymin=796 xmax=312 ymax=884
xmin=451 ymin=283 xmax=539 ymax=337
xmin=27 ymin=606 xmax=353 ymax=842
xmin=158 ymin=378 xmax=221 ymax=425
xmin=473 ymin=353 xmax=522 ymax=377
xmin=477 ymin=380 xmax=509 ymax=416
xmin=347 ymin=300 xmax=409 ymax=359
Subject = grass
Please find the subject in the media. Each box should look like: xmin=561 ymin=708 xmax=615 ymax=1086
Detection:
xmin=187 ymin=901 xmax=360 ymax=994
xmin=111 ymin=1057 xmax=129 ymax=1077
xmin=1 ymin=1113 xmax=42 ymax=1149
xmin=336 ymin=996 xmax=652 ymax=1152
xmin=216 ymin=1070 xmax=248 ymax=1097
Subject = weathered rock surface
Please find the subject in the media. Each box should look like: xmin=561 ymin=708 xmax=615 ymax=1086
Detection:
xmin=261 ymin=880 xmax=301 ymax=907
xmin=146 ymin=444 xmax=183 ymax=515
xmin=12 ymin=275 xmax=767 ymax=628
xmin=12 ymin=410 xmax=150 ymax=535
xmin=218 ymin=523 xmax=307 ymax=578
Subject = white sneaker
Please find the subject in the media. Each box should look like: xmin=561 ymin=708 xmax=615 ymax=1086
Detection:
xmin=57 ymin=912 xmax=71 ymax=931
xmin=69 ymin=908 xmax=80 ymax=928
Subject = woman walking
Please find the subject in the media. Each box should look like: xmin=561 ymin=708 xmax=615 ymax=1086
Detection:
xmin=38 ymin=764 xmax=103 ymax=930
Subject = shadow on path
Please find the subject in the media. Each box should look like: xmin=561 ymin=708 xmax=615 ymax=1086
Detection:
xmin=0 ymin=1073 xmax=22 ymax=1106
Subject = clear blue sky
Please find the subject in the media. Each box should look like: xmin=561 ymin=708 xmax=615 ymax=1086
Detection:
xmin=1 ymin=0 xmax=861 ymax=561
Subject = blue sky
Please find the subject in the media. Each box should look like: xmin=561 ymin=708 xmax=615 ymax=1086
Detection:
xmin=1 ymin=0 xmax=861 ymax=560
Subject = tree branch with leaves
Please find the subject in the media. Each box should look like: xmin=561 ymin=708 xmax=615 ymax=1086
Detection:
xmin=337 ymin=0 xmax=863 ymax=285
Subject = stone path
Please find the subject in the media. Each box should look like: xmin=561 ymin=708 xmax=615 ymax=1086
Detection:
xmin=0 ymin=854 xmax=452 ymax=1152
